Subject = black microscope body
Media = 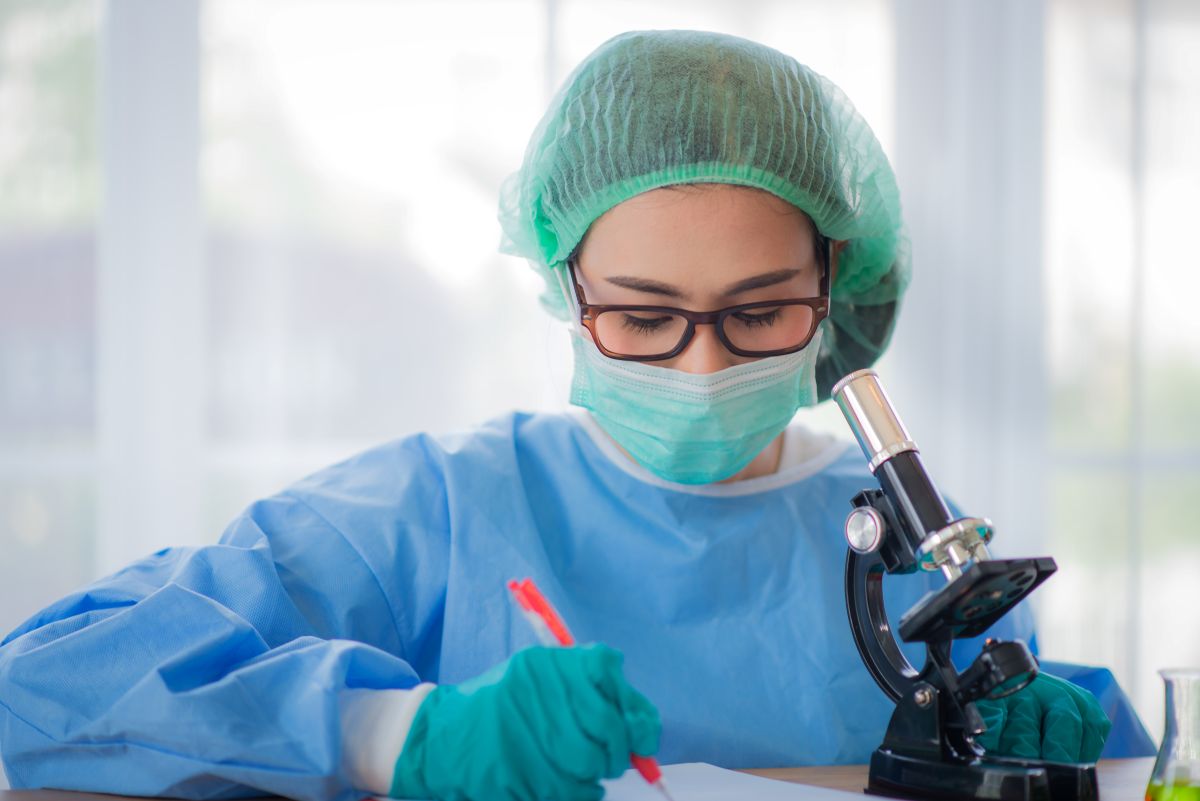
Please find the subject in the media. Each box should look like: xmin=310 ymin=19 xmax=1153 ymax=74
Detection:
xmin=833 ymin=370 xmax=1099 ymax=801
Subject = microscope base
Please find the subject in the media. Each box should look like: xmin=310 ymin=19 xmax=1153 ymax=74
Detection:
xmin=865 ymin=748 xmax=1099 ymax=801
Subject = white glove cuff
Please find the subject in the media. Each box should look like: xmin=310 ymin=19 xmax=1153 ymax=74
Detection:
xmin=339 ymin=682 xmax=437 ymax=794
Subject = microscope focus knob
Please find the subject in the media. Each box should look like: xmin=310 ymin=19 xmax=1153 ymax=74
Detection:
xmin=846 ymin=506 xmax=887 ymax=553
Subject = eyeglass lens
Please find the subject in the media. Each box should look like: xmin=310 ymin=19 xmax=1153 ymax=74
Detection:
xmin=592 ymin=303 xmax=817 ymax=358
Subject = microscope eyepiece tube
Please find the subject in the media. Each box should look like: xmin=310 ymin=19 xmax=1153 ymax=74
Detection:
xmin=832 ymin=369 xmax=919 ymax=473
xmin=833 ymin=369 xmax=955 ymax=549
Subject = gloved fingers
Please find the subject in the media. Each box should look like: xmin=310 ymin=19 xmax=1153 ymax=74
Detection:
xmin=1078 ymin=698 xmax=1112 ymax=762
xmin=1052 ymin=676 xmax=1112 ymax=762
xmin=972 ymin=699 xmax=1008 ymax=754
xmin=521 ymin=647 xmax=625 ymax=781
xmin=1031 ymin=674 xmax=1086 ymax=712
xmin=998 ymin=691 xmax=1043 ymax=759
xmin=569 ymin=676 xmax=634 ymax=778
xmin=404 ymin=648 xmax=639 ymax=801
xmin=1033 ymin=674 xmax=1112 ymax=762
xmin=1040 ymin=693 xmax=1084 ymax=763
xmin=578 ymin=642 xmax=626 ymax=682
xmin=494 ymin=648 xmax=591 ymax=779
xmin=1083 ymin=709 xmax=1112 ymax=762
xmin=525 ymin=643 xmax=642 ymax=780
xmin=580 ymin=643 xmax=662 ymax=758
xmin=612 ymin=674 xmax=661 ymax=757
xmin=508 ymin=669 xmax=572 ymax=776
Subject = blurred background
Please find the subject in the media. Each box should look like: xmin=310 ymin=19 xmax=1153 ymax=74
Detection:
xmin=1 ymin=0 xmax=1197 ymax=775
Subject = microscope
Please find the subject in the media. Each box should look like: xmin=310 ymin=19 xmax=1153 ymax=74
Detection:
xmin=832 ymin=369 xmax=1099 ymax=801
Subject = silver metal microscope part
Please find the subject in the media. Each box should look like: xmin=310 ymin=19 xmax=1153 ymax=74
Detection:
xmin=845 ymin=507 xmax=887 ymax=553
xmin=918 ymin=517 xmax=995 ymax=580
xmin=832 ymin=369 xmax=919 ymax=473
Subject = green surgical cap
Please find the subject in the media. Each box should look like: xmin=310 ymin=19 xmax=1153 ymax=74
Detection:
xmin=497 ymin=29 xmax=910 ymax=400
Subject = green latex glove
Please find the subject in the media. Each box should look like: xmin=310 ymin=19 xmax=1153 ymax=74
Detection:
xmin=389 ymin=644 xmax=661 ymax=801
xmin=974 ymin=673 xmax=1112 ymax=763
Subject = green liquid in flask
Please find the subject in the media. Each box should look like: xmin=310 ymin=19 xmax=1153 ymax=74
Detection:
xmin=1146 ymin=782 xmax=1200 ymax=801
xmin=1147 ymin=669 xmax=1200 ymax=801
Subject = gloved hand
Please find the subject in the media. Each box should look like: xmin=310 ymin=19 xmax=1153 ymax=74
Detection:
xmin=974 ymin=672 xmax=1112 ymax=763
xmin=389 ymin=643 xmax=661 ymax=801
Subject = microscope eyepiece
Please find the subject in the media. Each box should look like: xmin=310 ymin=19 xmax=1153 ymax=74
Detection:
xmin=832 ymin=369 xmax=918 ymax=473
xmin=833 ymin=369 xmax=998 ymax=579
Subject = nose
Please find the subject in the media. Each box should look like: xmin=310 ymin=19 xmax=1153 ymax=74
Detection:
xmin=669 ymin=323 xmax=740 ymax=374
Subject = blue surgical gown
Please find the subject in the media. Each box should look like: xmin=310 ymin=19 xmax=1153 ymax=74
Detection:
xmin=0 ymin=412 xmax=1149 ymax=799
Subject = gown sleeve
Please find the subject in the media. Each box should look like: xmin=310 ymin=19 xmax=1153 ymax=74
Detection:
xmin=0 ymin=438 xmax=451 ymax=801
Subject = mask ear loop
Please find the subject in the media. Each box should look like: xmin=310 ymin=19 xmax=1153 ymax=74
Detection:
xmin=554 ymin=259 xmax=586 ymax=337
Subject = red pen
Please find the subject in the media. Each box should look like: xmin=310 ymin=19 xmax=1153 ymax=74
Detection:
xmin=507 ymin=577 xmax=677 ymax=801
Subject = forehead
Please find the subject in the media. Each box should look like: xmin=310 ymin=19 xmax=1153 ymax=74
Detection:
xmin=576 ymin=185 xmax=817 ymax=277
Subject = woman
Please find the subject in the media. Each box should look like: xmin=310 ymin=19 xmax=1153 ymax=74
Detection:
xmin=0 ymin=30 xmax=1121 ymax=801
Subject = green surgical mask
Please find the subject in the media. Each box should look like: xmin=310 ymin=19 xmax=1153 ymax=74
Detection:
xmin=568 ymin=328 xmax=822 ymax=485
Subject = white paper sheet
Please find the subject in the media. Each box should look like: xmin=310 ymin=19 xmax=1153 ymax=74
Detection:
xmin=372 ymin=761 xmax=865 ymax=800
xmin=601 ymin=762 xmax=863 ymax=800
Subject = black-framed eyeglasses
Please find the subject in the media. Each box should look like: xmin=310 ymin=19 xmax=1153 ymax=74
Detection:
xmin=570 ymin=239 xmax=832 ymax=361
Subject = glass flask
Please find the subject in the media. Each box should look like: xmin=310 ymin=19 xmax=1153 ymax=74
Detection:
xmin=1146 ymin=669 xmax=1200 ymax=801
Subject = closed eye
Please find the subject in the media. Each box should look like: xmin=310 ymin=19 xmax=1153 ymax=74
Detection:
xmin=620 ymin=313 xmax=674 ymax=333
xmin=730 ymin=308 xmax=782 ymax=328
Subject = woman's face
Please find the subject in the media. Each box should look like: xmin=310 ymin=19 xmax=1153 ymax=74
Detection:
xmin=573 ymin=185 xmax=828 ymax=374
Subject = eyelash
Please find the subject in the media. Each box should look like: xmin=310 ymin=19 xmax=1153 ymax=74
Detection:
xmin=732 ymin=309 xmax=782 ymax=328
xmin=621 ymin=315 xmax=672 ymax=333
xmin=618 ymin=309 xmax=783 ymax=336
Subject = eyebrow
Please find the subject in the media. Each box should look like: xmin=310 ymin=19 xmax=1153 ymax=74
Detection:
xmin=604 ymin=268 xmax=803 ymax=299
